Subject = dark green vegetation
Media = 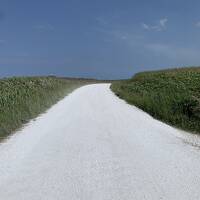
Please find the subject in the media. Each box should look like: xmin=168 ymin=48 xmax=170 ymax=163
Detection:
xmin=0 ymin=77 xmax=95 ymax=139
xmin=111 ymin=67 xmax=200 ymax=134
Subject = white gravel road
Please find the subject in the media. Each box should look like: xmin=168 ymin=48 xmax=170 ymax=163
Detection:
xmin=1 ymin=84 xmax=200 ymax=200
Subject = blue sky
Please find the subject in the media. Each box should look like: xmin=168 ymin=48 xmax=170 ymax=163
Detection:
xmin=0 ymin=0 xmax=200 ymax=79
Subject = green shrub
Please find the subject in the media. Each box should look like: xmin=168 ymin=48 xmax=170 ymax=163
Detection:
xmin=111 ymin=67 xmax=200 ymax=133
xmin=0 ymin=77 xmax=90 ymax=139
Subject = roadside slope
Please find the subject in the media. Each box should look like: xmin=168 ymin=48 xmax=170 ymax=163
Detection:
xmin=0 ymin=77 xmax=92 ymax=139
xmin=111 ymin=67 xmax=200 ymax=133
xmin=0 ymin=84 xmax=200 ymax=200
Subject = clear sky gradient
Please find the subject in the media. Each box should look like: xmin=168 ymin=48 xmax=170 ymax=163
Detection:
xmin=0 ymin=0 xmax=200 ymax=79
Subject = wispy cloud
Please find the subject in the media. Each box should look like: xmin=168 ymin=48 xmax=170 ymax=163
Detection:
xmin=96 ymin=13 xmax=121 ymax=26
xmin=96 ymin=17 xmax=110 ymax=26
xmin=95 ymin=26 xmax=144 ymax=46
xmin=102 ymin=29 xmax=128 ymax=40
xmin=195 ymin=21 xmax=200 ymax=27
xmin=142 ymin=18 xmax=168 ymax=31
xmin=95 ymin=15 xmax=144 ymax=44
xmin=141 ymin=23 xmax=150 ymax=30
xmin=145 ymin=43 xmax=200 ymax=63
xmin=95 ymin=14 xmax=200 ymax=67
xmin=159 ymin=18 xmax=168 ymax=27
xmin=33 ymin=24 xmax=54 ymax=32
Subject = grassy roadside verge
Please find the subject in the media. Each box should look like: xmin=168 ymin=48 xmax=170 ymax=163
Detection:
xmin=111 ymin=67 xmax=200 ymax=134
xmin=0 ymin=77 xmax=95 ymax=139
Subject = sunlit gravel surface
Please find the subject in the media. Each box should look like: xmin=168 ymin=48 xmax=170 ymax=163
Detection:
xmin=0 ymin=84 xmax=200 ymax=200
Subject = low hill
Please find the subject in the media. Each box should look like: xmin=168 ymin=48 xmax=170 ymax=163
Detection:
xmin=111 ymin=67 xmax=200 ymax=133
xmin=0 ymin=76 xmax=96 ymax=139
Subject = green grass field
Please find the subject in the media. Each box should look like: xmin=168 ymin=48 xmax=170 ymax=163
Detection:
xmin=0 ymin=77 xmax=94 ymax=139
xmin=111 ymin=67 xmax=200 ymax=134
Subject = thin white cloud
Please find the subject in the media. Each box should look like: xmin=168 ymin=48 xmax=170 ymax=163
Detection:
xmin=142 ymin=23 xmax=150 ymax=30
xmin=96 ymin=13 xmax=121 ymax=26
xmin=95 ymin=15 xmax=200 ymax=66
xmin=121 ymin=35 xmax=127 ymax=40
xmin=145 ymin=43 xmax=200 ymax=63
xmin=159 ymin=18 xmax=168 ymax=27
xmin=142 ymin=18 xmax=168 ymax=31
xmin=96 ymin=17 xmax=109 ymax=25
xmin=96 ymin=27 xmax=144 ymax=45
xmin=95 ymin=14 xmax=144 ymax=43
xmin=195 ymin=21 xmax=200 ymax=27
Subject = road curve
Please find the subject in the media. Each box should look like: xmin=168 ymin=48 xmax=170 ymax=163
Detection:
xmin=0 ymin=84 xmax=200 ymax=200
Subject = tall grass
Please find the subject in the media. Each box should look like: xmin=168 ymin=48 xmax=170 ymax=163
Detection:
xmin=0 ymin=77 xmax=91 ymax=139
xmin=111 ymin=67 xmax=200 ymax=133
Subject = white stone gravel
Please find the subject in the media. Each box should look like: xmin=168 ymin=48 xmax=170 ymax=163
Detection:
xmin=0 ymin=84 xmax=200 ymax=200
